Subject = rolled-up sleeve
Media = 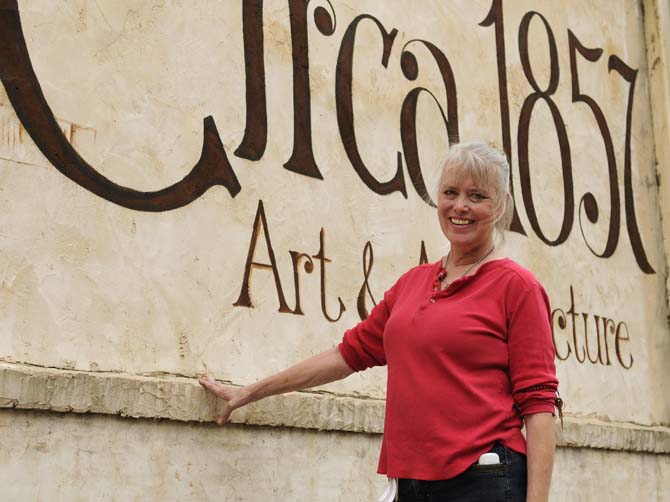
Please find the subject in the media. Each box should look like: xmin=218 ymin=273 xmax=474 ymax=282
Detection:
xmin=338 ymin=281 xmax=400 ymax=372
xmin=507 ymin=279 xmax=559 ymax=416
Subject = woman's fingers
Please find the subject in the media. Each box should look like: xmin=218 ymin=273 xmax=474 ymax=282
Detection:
xmin=198 ymin=377 xmax=219 ymax=396
xmin=217 ymin=409 xmax=233 ymax=426
xmin=199 ymin=379 xmax=239 ymax=402
xmin=199 ymin=377 xmax=237 ymax=426
xmin=198 ymin=378 xmax=231 ymax=401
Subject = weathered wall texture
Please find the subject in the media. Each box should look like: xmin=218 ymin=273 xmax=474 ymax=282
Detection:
xmin=2 ymin=410 xmax=670 ymax=502
xmin=644 ymin=0 xmax=670 ymax=307
xmin=0 ymin=0 xmax=669 ymax=500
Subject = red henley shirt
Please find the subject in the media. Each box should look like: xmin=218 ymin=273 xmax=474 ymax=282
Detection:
xmin=338 ymin=258 xmax=558 ymax=480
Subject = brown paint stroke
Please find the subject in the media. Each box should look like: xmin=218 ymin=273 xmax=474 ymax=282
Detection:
xmin=419 ymin=240 xmax=429 ymax=265
xmin=517 ymin=11 xmax=574 ymax=246
xmin=234 ymin=0 xmax=267 ymax=161
xmin=582 ymin=312 xmax=603 ymax=365
xmin=550 ymin=308 xmax=571 ymax=361
xmin=614 ymin=321 xmax=633 ymax=369
xmin=568 ymin=30 xmax=621 ymax=258
xmin=479 ymin=0 xmax=525 ymax=235
xmin=336 ymin=14 xmax=407 ymax=198
xmin=356 ymin=240 xmax=377 ymax=320
xmin=609 ymin=55 xmax=655 ymax=274
xmin=399 ymin=88 xmax=444 ymax=208
xmin=234 ymin=200 xmax=294 ymax=313
xmin=400 ymin=39 xmax=459 ymax=208
xmin=0 ymin=0 xmax=240 ymax=212
xmin=289 ymin=250 xmax=315 ymax=316
xmin=312 ymin=228 xmax=345 ymax=322
xmin=283 ymin=0 xmax=336 ymax=180
xmin=566 ymin=286 xmax=586 ymax=363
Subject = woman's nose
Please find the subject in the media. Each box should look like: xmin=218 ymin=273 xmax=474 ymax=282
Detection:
xmin=453 ymin=195 xmax=469 ymax=212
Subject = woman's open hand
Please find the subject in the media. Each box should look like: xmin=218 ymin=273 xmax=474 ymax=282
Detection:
xmin=198 ymin=377 xmax=249 ymax=425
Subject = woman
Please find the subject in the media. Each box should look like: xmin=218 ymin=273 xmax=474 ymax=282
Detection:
xmin=199 ymin=142 xmax=559 ymax=502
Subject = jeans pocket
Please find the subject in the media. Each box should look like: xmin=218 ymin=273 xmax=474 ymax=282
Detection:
xmin=464 ymin=462 xmax=506 ymax=478
xmin=443 ymin=468 xmax=508 ymax=502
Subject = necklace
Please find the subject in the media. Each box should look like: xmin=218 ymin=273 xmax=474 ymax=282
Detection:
xmin=436 ymin=245 xmax=495 ymax=290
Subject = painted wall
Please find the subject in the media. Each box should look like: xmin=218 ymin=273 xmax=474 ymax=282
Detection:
xmin=0 ymin=0 xmax=668 ymax=500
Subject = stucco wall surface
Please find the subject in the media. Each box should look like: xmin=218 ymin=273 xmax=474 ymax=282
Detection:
xmin=1 ymin=0 xmax=669 ymax=500
xmin=0 ymin=0 xmax=667 ymax=423
xmin=643 ymin=0 xmax=670 ymax=308
xmin=0 ymin=409 xmax=385 ymax=502
xmin=1 ymin=409 xmax=669 ymax=502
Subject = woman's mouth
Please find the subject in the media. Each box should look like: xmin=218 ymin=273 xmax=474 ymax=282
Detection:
xmin=449 ymin=217 xmax=474 ymax=226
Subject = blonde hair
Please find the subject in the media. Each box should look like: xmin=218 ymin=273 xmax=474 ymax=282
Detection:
xmin=437 ymin=142 xmax=513 ymax=239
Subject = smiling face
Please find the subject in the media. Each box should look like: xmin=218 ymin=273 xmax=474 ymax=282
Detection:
xmin=437 ymin=168 xmax=499 ymax=256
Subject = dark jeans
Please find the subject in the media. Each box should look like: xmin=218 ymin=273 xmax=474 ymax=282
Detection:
xmin=397 ymin=443 xmax=527 ymax=502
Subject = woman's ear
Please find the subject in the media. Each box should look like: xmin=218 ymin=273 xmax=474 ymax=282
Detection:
xmin=494 ymin=191 xmax=512 ymax=225
xmin=499 ymin=192 xmax=511 ymax=216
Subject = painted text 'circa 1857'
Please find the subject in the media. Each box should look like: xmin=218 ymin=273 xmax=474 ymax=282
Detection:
xmin=0 ymin=0 xmax=656 ymax=274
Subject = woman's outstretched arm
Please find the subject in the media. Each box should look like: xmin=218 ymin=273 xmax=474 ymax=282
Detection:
xmin=199 ymin=346 xmax=354 ymax=425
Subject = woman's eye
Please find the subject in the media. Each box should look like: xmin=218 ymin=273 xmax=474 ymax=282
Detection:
xmin=443 ymin=189 xmax=457 ymax=197
xmin=469 ymin=192 xmax=487 ymax=202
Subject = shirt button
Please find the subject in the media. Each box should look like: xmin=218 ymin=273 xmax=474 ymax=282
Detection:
xmin=430 ymin=298 xmax=436 ymax=303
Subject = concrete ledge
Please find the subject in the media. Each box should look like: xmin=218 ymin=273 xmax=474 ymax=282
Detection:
xmin=1 ymin=361 xmax=668 ymax=453
xmin=556 ymin=415 xmax=670 ymax=453
xmin=0 ymin=361 xmax=385 ymax=433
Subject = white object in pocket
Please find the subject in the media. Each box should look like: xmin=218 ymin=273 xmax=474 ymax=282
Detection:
xmin=477 ymin=452 xmax=501 ymax=465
